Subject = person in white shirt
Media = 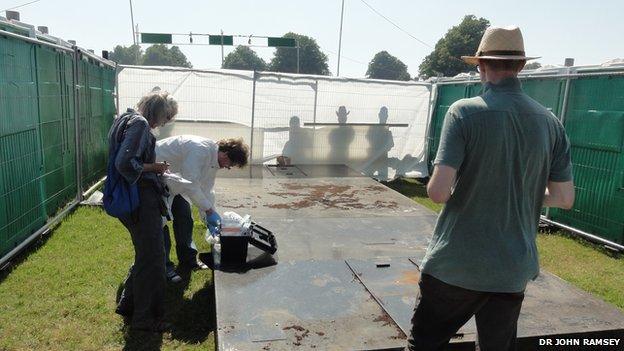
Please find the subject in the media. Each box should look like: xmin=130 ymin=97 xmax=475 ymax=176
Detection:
xmin=156 ymin=135 xmax=249 ymax=280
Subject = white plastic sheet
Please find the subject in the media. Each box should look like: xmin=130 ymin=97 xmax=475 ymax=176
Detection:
xmin=117 ymin=66 xmax=432 ymax=179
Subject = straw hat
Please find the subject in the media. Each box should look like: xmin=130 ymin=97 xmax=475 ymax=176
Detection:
xmin=461 ymin=26 xmax=540 ymax=65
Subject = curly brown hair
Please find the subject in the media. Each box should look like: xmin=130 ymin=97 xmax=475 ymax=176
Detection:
xmin=218 ymin=138 xmax=249 ymax=168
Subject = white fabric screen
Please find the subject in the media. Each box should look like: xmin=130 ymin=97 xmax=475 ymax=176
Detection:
xmin=117 ymin=66 xmax=432 ymax=179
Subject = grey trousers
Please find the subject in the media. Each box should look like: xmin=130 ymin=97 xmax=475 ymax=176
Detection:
xmin=117 ymin=184 xmax=167 ymax=329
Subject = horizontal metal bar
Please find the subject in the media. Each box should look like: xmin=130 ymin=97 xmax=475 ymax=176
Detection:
xmin=256 ymin=72 xmax=432 ymax=86
xmin=76 ymin=47 xmax=116 ymax=68
xmin=118 ymin=64 xmax=254 ymax=80
xmin=137 ymin=32 xmax=275 ymax=39
xmin=0 ymin=28 xmax=74 ymax=53
xmin=436 ymin=70 xmax=624 ymax=85
xmin=82 ymin=177 xmax=105 ymax=200
xmin=304 ymin=122 xmax=409 ymax=127
xmin=0 ymin=200 xmax=80 ymax=269
xmin=540 ymin=216 xmax=624 ymax=252
xmin=171 ymin=119 xmax=245 ymax=125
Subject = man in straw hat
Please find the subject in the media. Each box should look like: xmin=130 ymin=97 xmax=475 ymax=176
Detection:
xmin=408 ymin=26 xmax=575 ymax=350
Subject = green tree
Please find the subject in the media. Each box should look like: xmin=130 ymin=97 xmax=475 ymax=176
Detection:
xmin=269 ymin=32 xmax=330 ymax=75
xmin=523 ymin=61 xmax=542 ymax=70
xmin=222 ymin=46 xmax=267 ymax=71
xmin=110 ymin=44 xmax=142 ymax=65
xmin=418 ymin=15 xmax=490 ymax=78
xmin=141 ymin=44 xmax=192 ymax=68
xmin=366 ymin=51 xmax=411 ymax=81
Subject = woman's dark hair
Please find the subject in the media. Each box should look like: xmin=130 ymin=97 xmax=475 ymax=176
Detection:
xmin=218 ymin=138 xmax=249 ymax=168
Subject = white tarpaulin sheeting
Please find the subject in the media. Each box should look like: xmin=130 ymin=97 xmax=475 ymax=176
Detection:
xmin=117 ymin=65 xmax=432 ymax=180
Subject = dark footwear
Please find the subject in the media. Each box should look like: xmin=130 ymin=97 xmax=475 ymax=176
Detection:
xmin=166 ymin=269 xmax=183 ymax=283
xmin=167 ymin=272 xmax=182 ymax=283
xmin=180 ymin=258 xmax=210 ymax=271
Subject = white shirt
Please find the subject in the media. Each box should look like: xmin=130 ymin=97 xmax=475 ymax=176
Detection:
xmin=156 ymin=135 xmax=220 ymax=213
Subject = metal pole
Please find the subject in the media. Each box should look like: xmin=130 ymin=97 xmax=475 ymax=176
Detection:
xmin=422 ymin=84 xmax=436 ymax=174
xmin=312 ymin=79 xmax=318 ymax=161
xmin=337 ymin=0 xmax=345 ymax=76
xmin=129 ymin=0 xmax=136 ymax=45
xmin=115 ymin=64 xmax=120 ymax=115
xmin=540 ymin=216 xmax=624 ymax=252
xmin=296 ymin=45 xmax=300 ymax=74
xmin=73 ymin=49 xmax=83 ymax=201
xmin=249 ymin=71 xmax=257 ymax=177
xmin=220 ymin=29 xmax=225 ymax=67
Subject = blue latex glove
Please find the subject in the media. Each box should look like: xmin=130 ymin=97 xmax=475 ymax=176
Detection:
xmin=205 ymin=211 xmax=221 ymax=236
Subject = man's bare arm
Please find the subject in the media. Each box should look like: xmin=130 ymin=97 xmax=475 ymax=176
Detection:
xmin=427 ymin=165 xmax=457 ymax=204
xmin=543 ymin=180 xmax=575 ymax=209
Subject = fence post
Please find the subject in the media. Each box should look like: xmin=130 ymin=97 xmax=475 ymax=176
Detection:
xmin=544 ymin=70 xmax=573 ymax=220
xmin=73 ymin=48 xmax=83 ymax=201
xmin=422 ymin=83 xmax=437 ymax=175
xmin=249 ymin=71 xmax=257 ymax=177
xmin=115 ymin=64 xmax=120 ymax=116
xmin=312 ymin=79 xmax=318 ymax=162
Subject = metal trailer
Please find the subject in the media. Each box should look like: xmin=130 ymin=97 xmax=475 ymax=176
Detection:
xmin=212 ymin=165 xmax=624 ymax=350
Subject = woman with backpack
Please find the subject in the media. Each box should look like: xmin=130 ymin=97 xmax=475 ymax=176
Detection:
xmin=108 ymin=90 xmax=178 ymax=333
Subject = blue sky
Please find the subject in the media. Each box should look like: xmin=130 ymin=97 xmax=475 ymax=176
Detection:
xmin=3 ymin=0 xmax=623 ymax=77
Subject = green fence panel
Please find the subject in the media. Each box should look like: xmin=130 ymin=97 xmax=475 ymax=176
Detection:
xmin=1 ymin=31 xmax=115 ymax=260
xmin=80 ymin=59 xmax=111 ymax=189
xmin=521 ymin=78 xmax=566 ymax=118
xmin=427 ymin=84 xmax=467 ymax=170
xmin=35 ymin=45 xmax=77 ymax=216
xmin=0 ymin=35 xmax=46 ymax=257
xmin=549 ymin=75 xmax=624 ymax=244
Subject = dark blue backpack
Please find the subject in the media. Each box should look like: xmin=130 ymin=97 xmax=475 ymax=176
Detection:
xmin=103 ymin=115 xmax=140 ymax=218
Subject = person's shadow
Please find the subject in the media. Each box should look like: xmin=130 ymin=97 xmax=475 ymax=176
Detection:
xmin=119 ymin=267 xmax=215 ymax=350
xmin=328 ymin=106 xmax=355 ymax=165
xmin=281 ymin=116 xmax=312 ymax=165
xmin=363 ymin=106 xmax=394 ymax=179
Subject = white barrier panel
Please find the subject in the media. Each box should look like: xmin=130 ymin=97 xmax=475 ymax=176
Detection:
xmin=117 ymin=66 xmax=432 ymax=180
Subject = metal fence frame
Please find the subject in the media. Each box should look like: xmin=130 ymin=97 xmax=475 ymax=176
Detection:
xmin=0 ymin=29 xmax=116 ymax=268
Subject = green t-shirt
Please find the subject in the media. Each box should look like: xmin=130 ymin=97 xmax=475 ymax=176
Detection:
xmin=421 ymin=77 xmax=573 ymax=293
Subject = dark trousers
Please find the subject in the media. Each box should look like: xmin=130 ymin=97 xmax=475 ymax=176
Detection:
xmin=407 ymin=274 xmax=524 ymax=351
xmin=117 ymin=185 xmax=167 ymax=329
xmin=163 ymin=194 xmax=197 ymax=272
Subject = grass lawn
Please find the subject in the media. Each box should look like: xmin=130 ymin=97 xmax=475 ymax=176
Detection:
xmin=0 ymin=178 xmax=622 ymax=350
xmin=0 ymin=206 xmax=215 ymax=351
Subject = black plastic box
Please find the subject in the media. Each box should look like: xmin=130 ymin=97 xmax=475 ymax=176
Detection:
xmin=220 ymin=236 xmax=249 ymax=265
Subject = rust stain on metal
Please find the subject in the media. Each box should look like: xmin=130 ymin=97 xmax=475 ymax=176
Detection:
xmin=283 ymin=325 xmax=311 ymax=347
xmin=283 ymin=325 xmax=306 ymax=332
xmin=266 ymin=183 xmax=399 ymax=210
xmin=373 ymin=311 xmax=407 ymax=340
xmin=398 ymin=269 xmax=421 ymax=285
xmin=373 ymin=313 xmax=394 ymax=326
